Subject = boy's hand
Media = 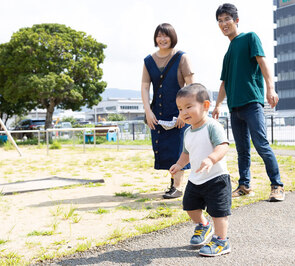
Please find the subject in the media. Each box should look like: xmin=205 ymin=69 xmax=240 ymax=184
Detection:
xmin=196 ymin=158 xmax=213 ymax=173
xmin=169 ymin=163 xmax=182 ymax=175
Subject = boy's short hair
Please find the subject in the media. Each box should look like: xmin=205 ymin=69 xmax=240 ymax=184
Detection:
xmin=216 ymin=3 xmax=238 ymax=21
xmin=176 ymin=83 xmax=210 ymax=103
xmin=154 ymin=23 xmax=178 ymax=48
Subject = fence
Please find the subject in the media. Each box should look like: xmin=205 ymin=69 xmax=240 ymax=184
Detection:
xmin=115 ymin=117 xmax=295 ymax=145
xmin=219 ymin=116 xmax=295 ymax=145
xmin=1 ymin=116 xmax=295 ymax=153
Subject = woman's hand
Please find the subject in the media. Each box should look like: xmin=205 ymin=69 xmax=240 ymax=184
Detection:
xmin=146 ymin=110 xmax=158 ymax=130
xmin=175 ymin=116 xmax=185 ymax=128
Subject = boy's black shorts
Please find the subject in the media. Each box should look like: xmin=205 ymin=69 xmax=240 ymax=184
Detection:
xmin=183 ymin=174 xmax=232 ymax=218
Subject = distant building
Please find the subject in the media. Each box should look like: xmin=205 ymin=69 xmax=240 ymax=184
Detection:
xmin=91 ymin=98 xmax=145 ymax=122
xmin=273 ymin=0 xmax=295 ymax=115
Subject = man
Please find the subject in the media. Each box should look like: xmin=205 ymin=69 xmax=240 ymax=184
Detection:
xmin=213 ymin=3 xmax=285 ymax=201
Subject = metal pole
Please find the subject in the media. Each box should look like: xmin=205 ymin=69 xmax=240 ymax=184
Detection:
xmin=0 ymin=118 xmax=22 ymax=156
xmin=38 ymin=130 xmax=40 ymax=146
xmin=83 ymin=129 xmax=85 ymax=153
xmin=46 ymin=130 xmax=49 ymax=155
xmin=226 ymin=117 xmax=229 ymax=140
xmin=271 ymin=115 xmax=274 ymax=144
xmin=132 ymin=123 xmax=135 ymax=141
xmin=116 ymin=127 xmax=119 ymax=151
xmin=94 ymin=128 xmax=96 ymax=148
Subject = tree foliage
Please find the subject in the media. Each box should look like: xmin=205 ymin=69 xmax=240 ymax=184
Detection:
xmin=0 ymin=23 xmax=107 ymax=129
xmin=0 ymin=95 xmax=35 ymax=125
xmin=107 ymin=113 xmax=125 ymax=121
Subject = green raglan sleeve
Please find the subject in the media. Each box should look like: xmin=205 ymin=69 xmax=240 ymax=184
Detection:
xmin=182 ymin=127 xmax=190 ymax=154
xmin=207 ymin=119 xmax=229 ymax=147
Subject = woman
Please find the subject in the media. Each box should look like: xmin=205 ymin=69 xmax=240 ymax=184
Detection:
xmin=141 ymin=23 xmax=194 ymax=199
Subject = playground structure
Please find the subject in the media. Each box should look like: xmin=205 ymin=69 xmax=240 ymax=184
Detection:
xmin=0 ymin=117 xmax=22 ymax=156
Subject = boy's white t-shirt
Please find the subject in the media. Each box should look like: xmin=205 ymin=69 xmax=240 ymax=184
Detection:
xmin=183 ymin=117 xmax=229 ymax=185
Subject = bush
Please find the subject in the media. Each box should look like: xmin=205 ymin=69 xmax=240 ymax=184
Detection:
xmin=49 ymin=141 xmax=62 ymax=149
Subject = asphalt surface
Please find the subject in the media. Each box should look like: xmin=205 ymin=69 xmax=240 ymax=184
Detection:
xmin=39 ymin=191 xmax=295 ymax=266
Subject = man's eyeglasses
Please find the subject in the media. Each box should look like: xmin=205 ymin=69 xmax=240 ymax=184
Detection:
xmin=218 ymin=17 xmax=233 ymax=25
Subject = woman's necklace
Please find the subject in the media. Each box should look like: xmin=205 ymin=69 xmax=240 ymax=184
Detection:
xmin=156 ymin=49 xmax=173 ymax=68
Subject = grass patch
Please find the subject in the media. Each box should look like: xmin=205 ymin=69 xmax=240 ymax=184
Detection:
xmin=115 ymin=191 xmax=138 ymax=198
xmin=94 ymin=208 xmax=109 ymax=214
xmin=27 ymin=230 xmax=55 ymax=237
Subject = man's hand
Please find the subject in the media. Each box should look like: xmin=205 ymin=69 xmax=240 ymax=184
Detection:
xmin=212 ymin=106 xmax=220 ymax=119
xmin=266 ymin=88 xmax=279 ymax=108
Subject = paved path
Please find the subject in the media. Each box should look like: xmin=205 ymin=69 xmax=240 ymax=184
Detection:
xmin=43 ymin=191 xmax=295 ymax=266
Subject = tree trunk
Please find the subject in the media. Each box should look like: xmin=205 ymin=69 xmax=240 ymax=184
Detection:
xmin=45 ymin=102 xmax=55 ymax=130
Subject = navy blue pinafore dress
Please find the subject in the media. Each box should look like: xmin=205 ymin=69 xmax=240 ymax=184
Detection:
xmin=144 ymin=52 xmax=190 ymax=170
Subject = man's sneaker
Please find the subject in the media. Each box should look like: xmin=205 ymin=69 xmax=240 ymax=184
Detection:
xmin=232 ymin=185 xmax=254 ymax=198
xmin=162 ymin=186 xmax=182 ymax=199
xmin=199 ymin=236 xmax=231 ymax=257
xmin=190 ymin=222 xmax=214 ymax=246
xmin=269 ymin=185 xmax=285 ymax=202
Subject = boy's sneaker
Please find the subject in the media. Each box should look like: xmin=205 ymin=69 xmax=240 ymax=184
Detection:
xmin=190 ymin=222 xmax=213 ymax=246
xmin=269 ymin=185 xmax=285 ymax=202
xmin=232 ymin=185 xmax=254 ymax=198
xmin=199 ymin=236 xmax=231 ymax=257
xmin=162 ymin=186 xmax=182 ymax=199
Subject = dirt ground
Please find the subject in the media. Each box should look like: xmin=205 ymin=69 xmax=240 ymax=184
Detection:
xmin=2 ymin=144 xmax=292 ymax=264
xmin=0 ymin=145 xmax=193 ymax=263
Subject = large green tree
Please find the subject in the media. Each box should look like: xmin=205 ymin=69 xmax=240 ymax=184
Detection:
xmin=0 ymin=23 xmax=107 ymax=129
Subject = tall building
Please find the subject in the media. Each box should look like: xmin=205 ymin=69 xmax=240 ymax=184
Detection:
xmin=273 ymin=0 xmax=295 ymax=115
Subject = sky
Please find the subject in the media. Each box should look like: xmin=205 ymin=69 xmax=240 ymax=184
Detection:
xmin=0 ymin=0 xmax=276 ymax=93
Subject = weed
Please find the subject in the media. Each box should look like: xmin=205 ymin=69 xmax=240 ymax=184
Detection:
xmin=49 ymin=141 xmax=62 ymax=149
xmin=107 ymin=228 xmax=125 ymax=241
xmin=115 ymin=206 xmax=133 ymax=211
xmin=53 ymin=239 xmax=68 ymax=246
xmin=0 ymin=251 xmax=23 ymax=265
xmin=62 ymin=205 xmax=77 ymax=220
xmin=25 ymin=240 xmax=41 ymax=249
xmin=0 ymin=239 xmax=8 ymax=245
xmin=94 ymin=208 xmax=109 ymax=214
xmin=122 ymin=217 xmax=139 ymax=222
xmin=50 ymin=205 xmax=64 ymax=217
xmin=115 ymin=191 xmax=138 ymax=198
xmin=145 ymin=206 xmax=174 ymax=219
xmin=27 ymin=230 xmax=55 ymax=236
xmin=135 ymin=198 xmax=151 ymax=203
xmin=71 ymin=214 xmax=82 ymax=223
xmin=121 ymin=183 xmax=133 ymax=187
xmin=74 ymin=241 xmax=92 ymax=252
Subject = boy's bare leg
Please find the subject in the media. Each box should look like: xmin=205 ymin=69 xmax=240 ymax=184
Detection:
xmin=172 ymin=170 xmax=184 ymax=190
xmin=212 ymin=216 xmax=228 ymax=239
xmin=187 ymin=209 xmax=208 ymax=225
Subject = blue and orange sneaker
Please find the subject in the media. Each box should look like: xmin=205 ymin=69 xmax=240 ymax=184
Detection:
xmin=199 ymin=236 xmax=231 ymax=256
xmin=190 ymin=222 xmax=214 ymax=246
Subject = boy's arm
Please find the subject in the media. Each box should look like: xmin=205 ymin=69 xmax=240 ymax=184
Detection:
xmin=196 ymin=143 xmax=229 ymax=173
xmin=169 ymin=152 xmax=190 ymax=175
xmin=212 ymin=81 xmax=226 ymax=119
xmin=256 ymin=56 xmax=279 ymax=108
